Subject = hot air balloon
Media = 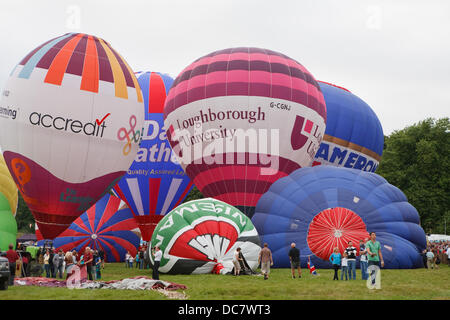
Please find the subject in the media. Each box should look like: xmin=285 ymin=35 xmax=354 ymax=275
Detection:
xmin=252 ymin=166 xmax=427 ymax=269
xmin=0 ymin=153 xmax=18 ymax=216
xmin=313 ymin=81 xmax=384 ymax=172
xmin=148 ymin=198 xmax=261 ymax=274
xmin=112 ymin=72 xmax=193 ymax=241
xmin=0 ymin=192 xmax=18 ymax=251
xmin=38 ymin=194 xmax=140 ymax=262
xmin=0 ymin=33 xmax=145 ymax=239
xmin=163 ymin=47 xmax=326 ymax=218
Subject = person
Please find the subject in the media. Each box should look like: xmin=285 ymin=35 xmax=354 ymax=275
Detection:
xmin=49 ymin=248 xmax=55 ymax=278
xmin=129 ymin=252 xmax=134 ymax=268
xmin=92 ymin=250 xmax=99 ymax=274
xmin=65 ymin=251 xmax=75 ymax=279
xmin=426 ymin=249 xmax=435 ymax=269
xmin=341 ymin=252 xmax=349 ymax=281
xmin=432 ymin=246 xmax=440 ymax=269
xmin=43 ymin=249 xmax=51 ymax=278
xmin=232 ymin=247 xmax=242 ymax=276
xmin=288 ymin=243 xmax=301 ymax=279
xmin=6 ymin=244 xmax=19 ymax=285
xmin=72 ymin=250 xmax=77 ymax=265
xmin=152 ymin=246 xmax=162 ymax=280
xmin=345 ymin=241 xmax=357 ymax=280
xmin=94 ymin=253 xmax=102 ymax=280
xmin=98 ymin=249 xmax=105 ymax=269
xmin=366 ymin=232 xmax=384 ymax=268
xmin=83 ymin=247 xmax=94 ymax=281
xmin=139 ymin=248 xmax=145 ymax=269
xmin=125 ymin=251 xmax=131 ymax=268
xmin=144 ymin=247 xmax=151 ymax=269
xmin=135 ymin=252 xmax=140 ymax=268
xmin=22 ymin=254 xmax=29 ymax=277
xmin=359 ymin=239 xmax=368 ymax=280
xmin=258 ymin=243 xmax=273 ymax=280
xmin=53 ymin=250 xmax=65 ymax=279
xmin=329 ymin=247 xmax=341 ymax=280
xmin=447 ymin=245 xmax=450 ymax=267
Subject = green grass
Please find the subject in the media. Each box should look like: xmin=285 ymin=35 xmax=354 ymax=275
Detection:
xmin=1 ymin=263 xmax=449 ymax=300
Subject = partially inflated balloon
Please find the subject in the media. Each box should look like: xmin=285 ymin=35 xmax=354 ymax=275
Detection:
xmin=113 ymin=72 xmax=193 ymax=241
xmin=313 ymin=82 xmax=383 ymax=171
xmin=38 ymin=194 xmax=139 ymax=262
xmin=252 ymin=166 xmax=427 ymax=269
xmin=0 ymin=192 xmax=18 ymax=251
xmin=148 ymin=198 xmax=261 ymax=274
xmin=0 ymin=153 xmax=18 ymax=216
xmin=164 ymin=48 xmax=326 ymax=218
xmin=0 ymin=33 xmax=144 ymax=239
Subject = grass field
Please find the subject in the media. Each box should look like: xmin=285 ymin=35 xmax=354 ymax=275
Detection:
xmin=1 ymin=263 xmax=449 ymax=300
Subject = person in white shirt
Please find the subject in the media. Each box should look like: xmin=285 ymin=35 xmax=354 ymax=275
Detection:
xmin=359 ymin=239 xmax=369 ymax=280
xmin=152 ymin=246 xmax=162 ymax=280
xmin=233 ymin=247 xmax=242 ymax=276
xmin=447 ymin=247 xmax=450 ymax=266
xmin=341 ymin=252 xmax=348 ymax=280
xmin=125 ymin=252 xmax=131 ymax=268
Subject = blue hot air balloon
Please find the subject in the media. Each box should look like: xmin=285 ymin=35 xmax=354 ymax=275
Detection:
xmin=113 ymin=72 xmax=193 ymax=241
xmin=252 ymin=166 xmax=427 ymax=269
xmin=313 ymin=81 xmax=384 ymax=172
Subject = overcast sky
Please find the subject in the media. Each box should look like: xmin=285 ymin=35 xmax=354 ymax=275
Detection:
xmin=1 ymin=0 xmax=448 ymax=135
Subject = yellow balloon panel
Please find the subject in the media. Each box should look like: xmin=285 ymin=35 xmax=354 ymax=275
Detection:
xmin=0 ymin=153 xmax=18 ymax=216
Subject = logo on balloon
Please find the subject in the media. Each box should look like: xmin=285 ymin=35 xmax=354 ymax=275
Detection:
xmin=291 ymin=115 xmax=322 ymax=157
xmin=117 ymin=114 xmax=141 ymax=156
xmin=10 ymin=158 xmax=31 ymax=193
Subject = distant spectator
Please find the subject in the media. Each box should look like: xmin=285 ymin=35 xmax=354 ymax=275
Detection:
xmin=65 ymin=251 xmax=75 ymax=279
xmin=43 ymin=249 xmax=51 ymax=277
xmin=139 ymin=248 xmax=145 ymax=269
xmin=345 ymin=241 xmax=357 ymax=280
xmin=129 ymin=253 xmax=134 ymax=268
xmin=98 ymin=249 xmax=105 ymax=269
xmin=232 ymin=247 xmax=242 ymax=276
xmin=135 ymin=252 xmax=140 ymax=268
xmin=329 ymin=247 xmax=341 ymax=280
xmin=152 ymin=246 xmax=162 ymax=280
xmin=426 ymin=249 xmax=435 ymax=269
xmin=6 ymin=244 xmax=19 ymax=285
xmin=341 ymin=252 xmax=349 ymax=281
xmin=288 ymin=243 xmax=302 ymax=279
xmin=49 ymin=249 xmax=55 ymax=278
xmin=94 ymin=253 xmax=102 ymax=280
xmin=125 ymin=251 xmax=131 ymax=268
xmin=53 ymin=250 xmax=65 ymax=279
xmin=359 ymin=239 xmax=368 ymax=280
xmin=258 ymin=243 xmax=273 ymax=280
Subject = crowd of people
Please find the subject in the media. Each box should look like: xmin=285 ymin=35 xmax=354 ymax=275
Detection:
xmin=422 ymin=240 xmax=450 ymax=270
xmin=255 ymin=232 xmax=387 ymax=281
xmin=3 ymin=234 xmax=450 ymax=286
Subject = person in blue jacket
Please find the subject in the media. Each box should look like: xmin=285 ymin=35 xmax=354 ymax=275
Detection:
xmin=329 ymin=247 xmax=342 ymax=280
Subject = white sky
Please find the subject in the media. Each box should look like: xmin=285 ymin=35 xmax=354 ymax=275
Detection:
xmin=0 ymin=0 xmax=449 ymax=135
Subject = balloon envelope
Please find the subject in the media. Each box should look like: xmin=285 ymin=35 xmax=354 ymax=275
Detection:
xmin=113 ymin=72 xmax=193 ymax=241
xmin=252 ymin=166 xmax=427 ymax=269
xmin=0 ymin=192 xmax=18 ymax=251
xmin=148 ymin=198 xmax=261 ymax=274
xmin=313 ymin=81 xmax=384 ymax=171
xmin=38 ymin=194 xmax=140 ymax=262
xmin=0 ymin=153 xmax=18 ymax=216
xmin=0 ymin=33 xmax=145 ymax=239
xmin=163 ymin=47 xmax=326 ymax=218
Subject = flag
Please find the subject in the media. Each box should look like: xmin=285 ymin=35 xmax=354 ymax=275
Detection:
xmin=308 ymin=257 xmax=318 ymax=275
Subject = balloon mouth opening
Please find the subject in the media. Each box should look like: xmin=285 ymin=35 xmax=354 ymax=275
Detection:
xmin=307 ymin=207 xmax=369 ymax=260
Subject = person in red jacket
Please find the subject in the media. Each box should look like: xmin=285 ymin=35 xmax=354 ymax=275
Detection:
xmin=6 ymin=244 xmax=19 ymax=286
